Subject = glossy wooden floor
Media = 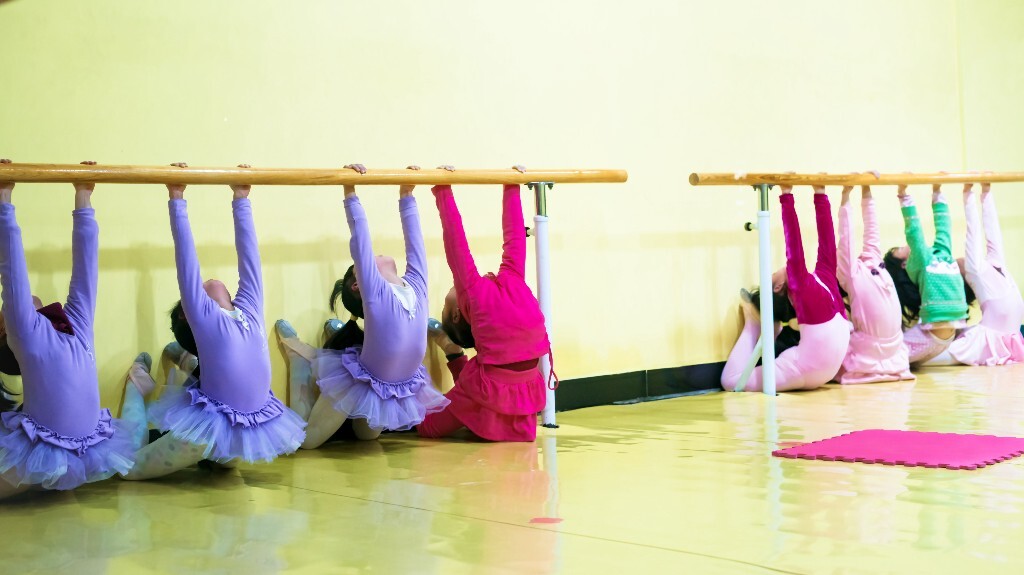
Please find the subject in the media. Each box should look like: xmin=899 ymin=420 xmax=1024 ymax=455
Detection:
xmin=6 ymin=365 xmax=1024 ymax=574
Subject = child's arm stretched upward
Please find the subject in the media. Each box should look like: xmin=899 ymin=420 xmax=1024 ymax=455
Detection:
xmin=231 ymin=170 xmax=264 ymax=315
xmin=433 ymin=170 xmax=480 ymax=294
xmin=499 ymin=181 xmax=527 ymax=279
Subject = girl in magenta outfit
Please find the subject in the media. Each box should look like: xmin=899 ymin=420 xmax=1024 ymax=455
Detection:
xmin=276 ymin=164 xmax=448 ymax=448
xmin=419 ymin=166 xmax=551 ymax=442
xmin=835 ymin=184 xmax=914 ymax=384
xmin=0 ymin=164 xmax=136 ymax=498
xmin=721 ymin=185 xmax=850 ymax=392
xmin=944 ymin=183 xmax=1024 ymax=365
xmin=120 ymin=169 xmax=305 ymax=479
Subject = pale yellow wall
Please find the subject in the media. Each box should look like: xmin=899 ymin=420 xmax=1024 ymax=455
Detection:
xmin=0 ymin=0 xmax=1022 ymax=409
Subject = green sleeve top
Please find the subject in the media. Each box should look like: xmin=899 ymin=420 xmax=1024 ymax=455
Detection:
xmin=901 ymin=200 xmax=968 ymax=324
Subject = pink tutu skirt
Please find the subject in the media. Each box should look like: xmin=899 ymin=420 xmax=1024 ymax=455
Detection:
xmin=148 ymin=379 xmax=306 ymax=464
xmin=314 ymin=346 xmax=449 ymax=431
xmin=949 ymin=325 xmax=1024 ymax=366
xmin=0 ymin=409 xmax=137 ymax=490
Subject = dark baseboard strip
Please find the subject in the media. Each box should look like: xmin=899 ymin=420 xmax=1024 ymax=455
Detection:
xmin=555 ymin=362 xmax=725 ymax=412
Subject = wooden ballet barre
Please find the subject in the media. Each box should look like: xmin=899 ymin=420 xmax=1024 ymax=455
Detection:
xmin=688 ymin=172 xmax=1024 ymax=187
xmin=0 ymin=163 xmax=628 ymax=186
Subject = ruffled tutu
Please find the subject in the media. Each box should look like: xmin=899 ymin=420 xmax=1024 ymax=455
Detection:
xmin=148 ymin=380 xmax=306 ymax=464
xmin=949 ymin=325 xmax=1024 ymax=366
xmin=439 ymin=359 xmax=546 ymax=442
xmin=0 ymin=409 xmax=138 ymax=490
xmin=314 ymin=347 xmax=449 ymax=431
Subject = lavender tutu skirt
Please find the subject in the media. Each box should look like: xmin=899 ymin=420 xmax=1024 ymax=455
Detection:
xmin=314 ymin=346 xmax=449 ymax=431
xmin=148 ymin=379 xmax=307 ymax=464
xmin=0 ymin=409 xmax=138 ymax=490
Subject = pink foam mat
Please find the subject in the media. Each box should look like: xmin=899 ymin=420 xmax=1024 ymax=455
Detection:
xmin=772 ymin=429 xmax=1024 ymax=470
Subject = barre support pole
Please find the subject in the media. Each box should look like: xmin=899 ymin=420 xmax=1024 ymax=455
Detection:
xmin=0 ymin=163 xmax=628 ymax=186
xmin=530 ymin=181 xmax=558 ymax=428
xmin=756 ymin=183 xmax=776 ymax=396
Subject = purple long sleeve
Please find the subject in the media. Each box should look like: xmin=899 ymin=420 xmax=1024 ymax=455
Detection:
xmin=345 ymin=197 xmax=388 ymax=309
xmin=400 ymin=195 xmax=428 ymax=295
xmin=169 ymin=199 xmax=215 ymax=323
xmin=232 ymin=199 xmax=264 ymax=322
xmin=344 ymin=196 xmax=428 ymax=383
xmin=169 ymin=199 xmax=271 ymax=412
xmin=0 ymin=204 xmax=100 ymax=437
xmin=62 ymin=209 xmax=98 ymax=344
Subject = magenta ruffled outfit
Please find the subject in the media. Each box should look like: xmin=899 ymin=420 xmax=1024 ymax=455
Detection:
xmin=0 ymin=204 xmax=137 ymax=489
xmin=418 ymin=185 xmax=551 ymax=442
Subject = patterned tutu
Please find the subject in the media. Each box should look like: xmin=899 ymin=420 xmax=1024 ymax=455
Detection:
xmin=0 ymin=409 xmax=138 ymax=490
xmin=314 ymin=346 xmax=449 ymax=431
xmin=949 ymin=325 xmax=1024 ymax=366
xmin=148 ymin=379 xmax=306 ymax=464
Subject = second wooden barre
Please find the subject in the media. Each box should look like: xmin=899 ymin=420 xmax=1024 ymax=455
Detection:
xmin=689 ymin=172 xmax=1024 ymax=187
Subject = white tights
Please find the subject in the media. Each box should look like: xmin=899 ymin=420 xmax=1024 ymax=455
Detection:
xmin=279 ymin=336 xmax=381 ymax=448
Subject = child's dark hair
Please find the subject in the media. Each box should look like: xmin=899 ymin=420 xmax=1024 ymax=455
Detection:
xmin=0 ymin=378 xmax=18 ymax=412
xmin=748 ymin=287 xmax=797 ymax=324
xmin=0 ymin=335 xmax=20 ymax=376
xmin=442 ymin=315 xmax=475 ymax=349
xmin=170 ymin=301 xmax=198 ymax=357
xmin=884 ymin=248 xmax=922 ymax=327
xmin=331 ymin=266 xmax=364 ymax=319
xmin=963 ymin=277 xmax=978 ymax=307
xmin=327 ymin=266 xmax=366 ymax=350
xmin=323 ymin=320 xmax=365 ymax=351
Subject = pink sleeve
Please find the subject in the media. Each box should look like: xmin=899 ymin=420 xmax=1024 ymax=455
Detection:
xmin=981 ymin=189 xmax=1006 ymax=267
xmin=447 ymin=354 xmax=469 ymax=382
xmin=499 ymin=184 xmax=526 ymax=278
xmin=963 ymin=187 xmax=983 ymax=279
xmin=836 ymin=200 xmax=854 ymax=292
xmin=861 ymin=196 xmax=881 ymax=261
xmin=432 ymin=185 xmax=480 ymax=294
